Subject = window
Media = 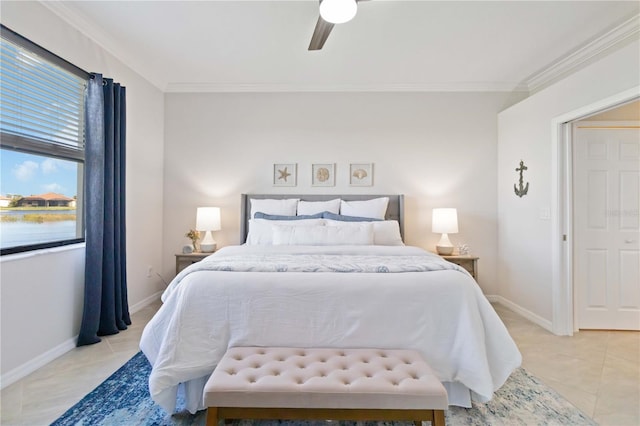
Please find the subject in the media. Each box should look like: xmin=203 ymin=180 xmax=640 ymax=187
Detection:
xmin=0 ymin=25 xmax=89 ymax=255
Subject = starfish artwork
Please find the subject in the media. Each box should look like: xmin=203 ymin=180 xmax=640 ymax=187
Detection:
xmin=278 ymin=167 xmax=291 ymax=182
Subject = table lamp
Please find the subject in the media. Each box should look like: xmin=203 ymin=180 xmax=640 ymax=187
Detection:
xmin=196 ymin=207 xmax=221 ymax=252
xmin=432 ymin=208 xmax=458 ymax=255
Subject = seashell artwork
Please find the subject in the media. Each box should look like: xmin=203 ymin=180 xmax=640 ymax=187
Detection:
xmin=312 ymin=163 xmax=335 ymax=186
xmin=273 ymin=163 xmax=297 ymax=186
xmin=349 ymin=163 xmax=373 ymax=186
xmin=352 ymin=168 xmax=368 ymax=180
xmin=316 ymin=167 xmax=330 ymax=182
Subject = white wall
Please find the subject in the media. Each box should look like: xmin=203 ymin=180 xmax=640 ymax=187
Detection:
xmin=497 ymin=40 xmax=640 ymax=325
xmin=163 ymin=92 xmax=522 ymax=294
xmin=0 ymin=2 xmax=165 ymax=380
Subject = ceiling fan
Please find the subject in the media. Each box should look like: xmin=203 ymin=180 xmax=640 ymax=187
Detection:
xmin=308 ymin=0 xmax=366 ymax=50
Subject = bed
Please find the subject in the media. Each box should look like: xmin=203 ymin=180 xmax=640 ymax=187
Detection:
xmin=140 ymin=194 xmax=521 ymax=414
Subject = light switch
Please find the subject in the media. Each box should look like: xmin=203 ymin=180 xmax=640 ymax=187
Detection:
xmin=539 ymin=208 xmax=551 ymax=220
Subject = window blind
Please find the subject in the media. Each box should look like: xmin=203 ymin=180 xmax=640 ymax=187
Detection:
xmin=0 ymin=35 xmax=86 ymax=161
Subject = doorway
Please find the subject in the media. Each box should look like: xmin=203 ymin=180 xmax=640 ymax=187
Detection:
xmin=572 ymin=115 xmax=640 ymax=330
xmin=551 ymin=90 xmax=639 ymax=335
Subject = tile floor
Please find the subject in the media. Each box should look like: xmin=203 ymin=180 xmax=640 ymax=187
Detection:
xmin=0 ymin=302 xmax=160 ymax=426
xmin=1 ymin=302 xmax=638 ymax=425
xmin=494 ymin=304 xmax=640 ymax=426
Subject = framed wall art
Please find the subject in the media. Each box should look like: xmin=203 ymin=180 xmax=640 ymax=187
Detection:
xmin=349 ymin=163 xmax=373 ymax=186
xmin=273 ymin=163 xmax=297 ymax=187
xmin=312 ymin=163 xmax=335 ymax=187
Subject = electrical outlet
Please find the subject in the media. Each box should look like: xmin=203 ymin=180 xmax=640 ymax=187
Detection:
xmin=146 ymin=266 xmax=153 ymax=278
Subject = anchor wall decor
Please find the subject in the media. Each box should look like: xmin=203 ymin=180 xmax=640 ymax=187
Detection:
xmin=514 ymin=160 xmax=529 ymax=198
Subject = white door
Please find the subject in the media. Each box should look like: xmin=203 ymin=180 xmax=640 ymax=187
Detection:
xmin=574 ymin=121 xmax=640 ymax=330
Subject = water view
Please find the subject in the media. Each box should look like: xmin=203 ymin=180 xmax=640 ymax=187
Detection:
xmin=0 ymin=209 xmax=78 ymax=249
xmin=1 ymin=149 xmax=81 ymax=250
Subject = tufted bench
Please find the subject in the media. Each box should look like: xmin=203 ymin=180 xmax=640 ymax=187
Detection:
xmin=204 ymin=347 xmax=448 ymax=426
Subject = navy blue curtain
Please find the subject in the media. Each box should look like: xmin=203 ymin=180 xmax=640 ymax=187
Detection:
xmin=78 ymin=73 xmax=130 ymax=346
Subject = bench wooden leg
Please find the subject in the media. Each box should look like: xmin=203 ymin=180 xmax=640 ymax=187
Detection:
xmin=433 ymin=409 xmax=445 ymax=426
xmin=206 ymin=407 xmax=445 ymax=426
xmin=206 ymin=407 xmax=218 ymax=426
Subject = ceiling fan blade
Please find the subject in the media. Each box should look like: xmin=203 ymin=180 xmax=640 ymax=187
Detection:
xmin=308 ymin=16 xmax=334 ymax=51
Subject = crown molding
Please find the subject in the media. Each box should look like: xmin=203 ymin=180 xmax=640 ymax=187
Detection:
xmin=525 ymin=14 xmax=640 ymax=94
xmin=165 ymin=82 xmax=529 ymax=93
xmin=39 ymin=0 xmax=167 ymax=91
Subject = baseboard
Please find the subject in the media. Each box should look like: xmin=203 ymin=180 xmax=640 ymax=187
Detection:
xmin=0 ymin=336 xmax=77 ymax=389
xmin=486 ymin=295 xmax=554 ymax=333
xmin=0 ymin=291 xmax=162 ymax=390
xmin=129 ymin=290 xmax=163 ymax=314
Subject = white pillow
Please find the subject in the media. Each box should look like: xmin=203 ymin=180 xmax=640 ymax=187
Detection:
xmin=246 ymin=218 xmax=323 ymax=245
xmin=326 ymin=219 xmax=404 ymax=246
xmin=340 ymin=197 xmax=389 ymax=220
xmin=272 ymin=223 xmax=374 ymax=246
xmin=297 ymin=199 xmax=341 ymax=216
xmin=250 ymin=198 xmax=299 ymax=220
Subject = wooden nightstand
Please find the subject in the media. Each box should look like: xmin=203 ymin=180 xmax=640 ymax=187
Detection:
xmin=175 ymin=252 xmax=211 ymax=274
xmin=441 ymin=255 xmax=479 ymax=280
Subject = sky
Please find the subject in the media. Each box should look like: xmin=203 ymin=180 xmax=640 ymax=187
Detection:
xmin=0 ymin=149 xmax=78 ymax=198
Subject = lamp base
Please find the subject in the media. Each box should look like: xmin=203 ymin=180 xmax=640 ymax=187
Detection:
xmin=436 ymin=233 xmax=454 ymax=255
xmin=199 ymin=231 xmax=217 ymax=253
xmin=199 ymin=242 xmax=216 ymax=253
xmin=436 ymin=245 xmax=454 ymax=255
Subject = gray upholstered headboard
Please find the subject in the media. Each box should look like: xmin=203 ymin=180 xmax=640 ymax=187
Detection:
xmin=240 ymin=194 xmax=404 ymax=244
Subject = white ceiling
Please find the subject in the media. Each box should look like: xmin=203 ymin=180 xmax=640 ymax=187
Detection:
xmin=43 ymin=1 xmax=639 ymax=92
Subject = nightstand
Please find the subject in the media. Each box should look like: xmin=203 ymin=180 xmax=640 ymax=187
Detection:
xmin=441 ymin=255 xmax=479 ymax=280
xmin=175 ymin=252 xmax=211 ymax=274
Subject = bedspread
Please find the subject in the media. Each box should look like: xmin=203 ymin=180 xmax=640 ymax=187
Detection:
xmin=140 ymin=245 xmax=521 ymax=414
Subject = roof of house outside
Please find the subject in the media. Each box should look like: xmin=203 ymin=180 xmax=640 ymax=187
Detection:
xmin=20 ymin=192 xmax=74 ymax=201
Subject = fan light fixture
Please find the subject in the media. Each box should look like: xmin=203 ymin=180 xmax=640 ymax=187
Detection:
xmin=319 ymin=0 xmax=357 ymax=24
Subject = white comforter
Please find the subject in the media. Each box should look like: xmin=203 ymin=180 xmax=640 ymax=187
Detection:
xmin=140 ymin=245 xmax=521 ymax=414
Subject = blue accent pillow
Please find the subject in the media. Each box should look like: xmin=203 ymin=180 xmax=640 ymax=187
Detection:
xmin=322 ymin=212 xmax=383 ymax=222
xmin=254 ymin=211 xmax=324 ymax=220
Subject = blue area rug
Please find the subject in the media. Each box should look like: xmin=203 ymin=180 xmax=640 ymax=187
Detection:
xmin=51 ymin=351 xmax=595 ymax=426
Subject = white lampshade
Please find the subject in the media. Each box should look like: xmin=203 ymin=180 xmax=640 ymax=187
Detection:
xmin=196 ymin=207 xmax=221 ymax=232
xmin=320 ymin=0 xmax=357 ymax=24
xmin=432 ymin=208 xmax=458 ymax=234
xmin=196 ymin=207 xmax=221 ymax=253
xmin=432 ymin=208 xmax=458 ymax=255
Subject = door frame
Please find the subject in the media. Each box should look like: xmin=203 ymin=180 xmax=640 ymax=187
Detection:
xmin=551 ymin=86 xmax=639 ymax=335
